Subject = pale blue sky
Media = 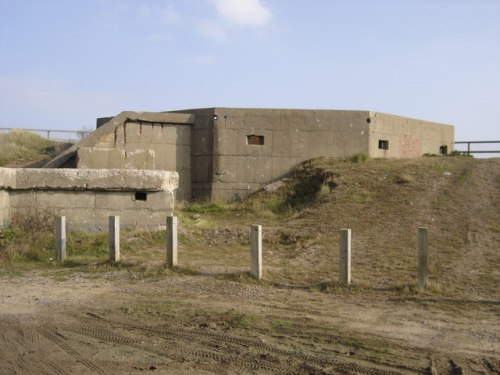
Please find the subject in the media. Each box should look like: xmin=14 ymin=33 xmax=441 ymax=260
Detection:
xmin=0 ymin=0 xmax=499 ymax=146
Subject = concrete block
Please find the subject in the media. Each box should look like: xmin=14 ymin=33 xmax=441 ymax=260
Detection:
xmin=250 ymin=224 xmax=262 ymax=280
xmin=55 ymin=216 xmax=66 ymax=262
xmin=0 ymin=190 xmax=9 ymax=228
xmin=339 ymin=228 xmax=351 ymax=286
xmin=166 ymin=216 xmax=178 ymax=267
xmin=15 ymin=168 xmax=178 ymax=192
xmin=418 ymin=227 xmax=429 ymax=290
xmin=109 ymin=216 xmax=120 ymax=262
xmin=0 ymin=167 xmax=16 ymax=189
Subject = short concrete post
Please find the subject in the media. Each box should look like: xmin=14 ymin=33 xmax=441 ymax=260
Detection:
xmin=166 ymin=216 xmax=178 ymax=267
xmin=418 ymin=227 xmax=429 ymax=290
xmin=55 ymin=216 xmax=66 ymax=262
xmin=108 ymin=216 xmax=120 ymax=262
xmin=250 ymin=225 xmax=262 ymax=280
xmin=339 ymin=228 xmax=351 ymax=286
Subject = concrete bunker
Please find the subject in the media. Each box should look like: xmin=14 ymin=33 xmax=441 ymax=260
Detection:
xmin=0 ymin=167 xmax=178 ymax=230
xmin=42 ymin=107 xmax=454 ymax=202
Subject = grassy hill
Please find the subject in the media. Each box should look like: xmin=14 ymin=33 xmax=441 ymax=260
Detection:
xmin=174 ymin=156 xmax=500 ymax=300
xmin=0 ymin=130 xmax=71 ymax=167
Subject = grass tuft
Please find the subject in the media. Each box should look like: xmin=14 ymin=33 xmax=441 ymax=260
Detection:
xmin=350 ymin=152 xmax=370 ymax=163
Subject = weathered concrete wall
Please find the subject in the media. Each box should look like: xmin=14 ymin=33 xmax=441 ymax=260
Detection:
xmin=0 ymin=168 xmax=178 ymax=230
xmin=209 ymin=108 xmax=371 ymax=201
xmin=170 ymin=108 xmax=215 ymax=200
xmin=43 ymin=108 xmax=455 ymax=202
xmin=43 ymin=111 xmax=193 ymax=201
xmin=77 ymin=119 xmax=192 ymax=200
xmin=368 ymin=112 xmax=455 ymax=158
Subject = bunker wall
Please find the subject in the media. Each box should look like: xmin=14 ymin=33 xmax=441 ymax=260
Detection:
xmin=77 ymin=121 xmax=192 ymax=200
xmin=0 ymin=168 xmax=178 ymax=230
xmin=170 ymin=108 xmax=216 ymax=200
xmin=369 ymin=112 xmax=455 ymax=158
xmin=210 ymin=108 xmax=371 ymax=201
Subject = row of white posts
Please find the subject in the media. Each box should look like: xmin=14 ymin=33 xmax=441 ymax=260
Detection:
xmin=54 ymin=216 xmax=429 ymax=290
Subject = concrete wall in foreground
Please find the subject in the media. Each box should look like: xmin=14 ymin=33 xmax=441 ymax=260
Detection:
xmin=0 ymin=190 xmax=9 ymax=228
xmin=209 ymin=108 xmax=371 ymax=201
xmin=0 ymin=168 xmax=178 ymax=230
xmin=0 ymin=168 xmax=15 ymax=228
xmin=77 ymin=119 xmax=192 ymax=201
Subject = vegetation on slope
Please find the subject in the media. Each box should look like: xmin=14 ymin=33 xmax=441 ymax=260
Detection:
xmin=0 ymin=130 xmax=68 ymax=167
xmin=1 ymin=156 xmax=499 ymax=301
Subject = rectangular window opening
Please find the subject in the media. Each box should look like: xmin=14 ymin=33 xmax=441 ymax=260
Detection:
xmin=378 ymin=140 xmax=389 ymax=150
xmin=439 ymin=145 xmax=448 ymax=155
xmin=134 ymin=192 xmax=147 ymax=201
xmin=247 ymin=135 xmax=264 ymax=145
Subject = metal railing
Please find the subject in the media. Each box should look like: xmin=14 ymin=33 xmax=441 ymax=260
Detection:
xmin=0 ymin=127 xmax=91 ymax=143
xmin=454 ymin=141 xmax=500 ymax=155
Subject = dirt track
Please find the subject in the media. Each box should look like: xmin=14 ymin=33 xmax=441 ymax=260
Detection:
xmin=1 ymin=269 xmax=498 ymax=374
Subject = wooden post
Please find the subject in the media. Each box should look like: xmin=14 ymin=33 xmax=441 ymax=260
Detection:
xmin=108 ymin=216 xmax=120 ymax=262
xmin=339 ymin=228 xmax=351 ymax=286
xmin=250 ymin=225 xmax=262 ymax=280
xmin=166 ymin=216 xmax=178 ymax=267
xmin=55 ymin=216 xmax=66 ymax=262
xmin=418 ymin=227 xmax=429 ymax=290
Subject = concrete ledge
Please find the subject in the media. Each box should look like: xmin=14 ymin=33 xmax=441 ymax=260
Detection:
xmin=12 ymin=168 xmax=178 ymax=191
xmin=0 ymin=167 xmax=179 ymax=229
xmin=0 ymin=168 xmax=17 ymax=189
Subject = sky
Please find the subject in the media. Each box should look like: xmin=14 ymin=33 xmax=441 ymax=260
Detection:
xmin=0 ymin=0 xmax=499 ymax=148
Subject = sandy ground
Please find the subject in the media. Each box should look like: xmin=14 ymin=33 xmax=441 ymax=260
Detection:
xmin=0 ymin=268 xmax=498 ymax=375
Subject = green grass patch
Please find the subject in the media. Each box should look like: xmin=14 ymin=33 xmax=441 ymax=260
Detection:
xmin=182 ymin=201 xmax=229 ymax=214
xmin=350 ymin=152 xmax=370 ymax=163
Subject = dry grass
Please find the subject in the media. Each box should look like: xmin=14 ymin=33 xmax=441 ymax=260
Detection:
xmin=1 ymin=157 xmax=499 ymax=301
xmin=0 ymin=130 xmax=56 ymax=166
